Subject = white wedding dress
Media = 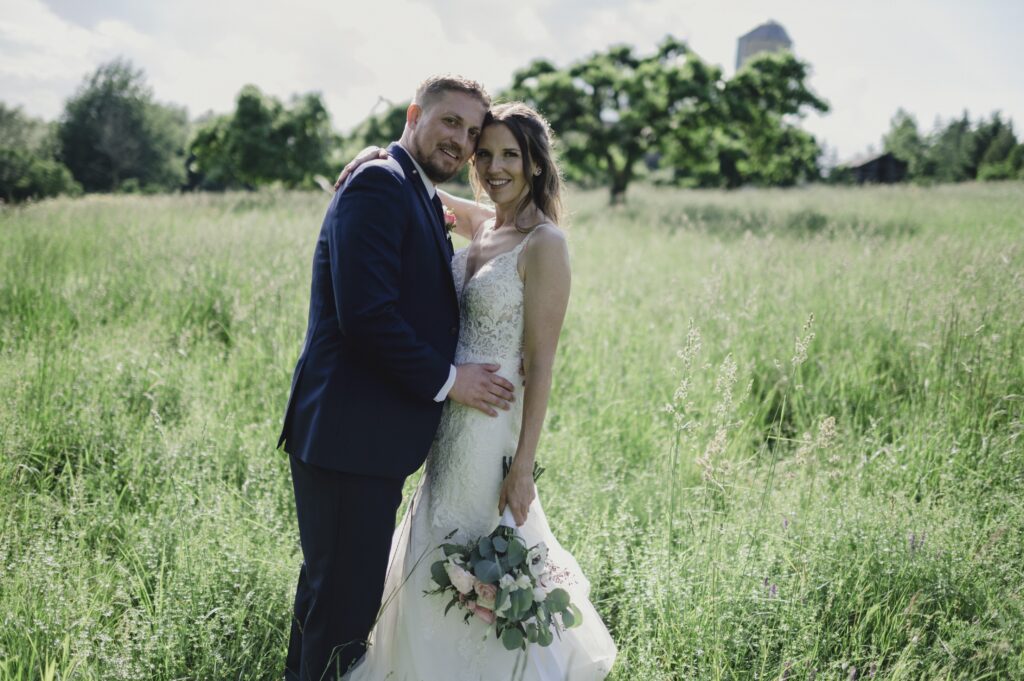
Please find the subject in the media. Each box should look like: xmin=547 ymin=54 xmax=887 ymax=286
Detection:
xmin=345 ymin=233 xmax=617 ymax=681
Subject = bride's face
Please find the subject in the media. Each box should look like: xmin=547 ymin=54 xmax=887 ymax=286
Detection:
xmin=473 ymin=124 xmax=531 ymax=206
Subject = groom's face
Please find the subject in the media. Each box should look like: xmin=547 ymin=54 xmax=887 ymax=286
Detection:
xmin=408 ymin=91 xmax=487 ymax=183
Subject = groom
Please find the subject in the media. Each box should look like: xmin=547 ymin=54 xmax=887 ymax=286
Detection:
xmin=278 ymin=75 xmax=516 ymax=681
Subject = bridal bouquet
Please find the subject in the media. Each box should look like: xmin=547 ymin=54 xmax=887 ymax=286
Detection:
xmin=425 ymin=459 xmax=582 ymax=651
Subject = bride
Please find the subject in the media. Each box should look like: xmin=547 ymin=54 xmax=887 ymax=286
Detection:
xmin=341 ymin=102 xmax=617 ymax=681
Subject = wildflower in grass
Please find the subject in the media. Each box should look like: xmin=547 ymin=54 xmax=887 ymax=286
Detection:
xmin=792 ymin=313 xmax=816 ymax=367
xmin=908 ymin=531 xmax=926 ymax=554
xmin=817 ymin=416 xmax=837 ymax=447
xmin=792 ymin=415 xmax=838 ymax=470
xmin=696 ymin=427 xmax=727 ymax=482
xmin=664 ymin=320 xmax=702 ymax=433
xmin=712 ymin=353 xmax=738 ymax=424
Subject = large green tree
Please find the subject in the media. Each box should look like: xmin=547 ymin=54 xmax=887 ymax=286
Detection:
xmin=58 ymin=59 xmax=187 ymax=192
xmin=506 ymin=37 xmax=722 ymax=202
xmin=883 ymin=109 xmax=928 ymax=178
xmin=504 ymin=37 xmax=827 ymax=200
xmin=0 ymin=103 xmax=80 ymax=203
xmin=706 ymin=51 xmax=829 ymax=188
xmin=187 ymin=86 xmax=336 ymax=190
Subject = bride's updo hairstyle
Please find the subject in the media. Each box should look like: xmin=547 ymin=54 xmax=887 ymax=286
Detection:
xmin=471 ymin=102 xmax=564 ymax=229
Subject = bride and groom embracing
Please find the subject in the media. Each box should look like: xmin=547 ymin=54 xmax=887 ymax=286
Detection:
xmin=278 ymin=75 xmax=617 ymax=681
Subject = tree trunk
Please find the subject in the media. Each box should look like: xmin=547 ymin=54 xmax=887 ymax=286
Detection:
xmin=607 ymin=153 xmax=633 ymax=205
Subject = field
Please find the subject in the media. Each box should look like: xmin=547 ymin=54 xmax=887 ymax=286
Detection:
xmin=1 ymin=182 xmax=1022 ymax=680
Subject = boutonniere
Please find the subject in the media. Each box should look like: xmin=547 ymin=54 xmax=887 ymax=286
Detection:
xmin=442 ymin=205 xmax=457 ymax=233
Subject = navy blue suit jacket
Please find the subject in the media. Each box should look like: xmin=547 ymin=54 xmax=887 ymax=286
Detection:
xmin=279 ymin=143 xmax=459 ymax=478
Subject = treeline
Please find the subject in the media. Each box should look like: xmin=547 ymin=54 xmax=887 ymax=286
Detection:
xmin=1 ymin=59 xmax=337 ymax=203
xmin=2 ymin=40 xmax=1021 ymax=205
xmin=880 ymin=109 xmax=1024 ymax=182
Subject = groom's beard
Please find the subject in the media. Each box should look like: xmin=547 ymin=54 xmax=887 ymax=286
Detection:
xmin=410 ymin=136 xmax=463 ymax=184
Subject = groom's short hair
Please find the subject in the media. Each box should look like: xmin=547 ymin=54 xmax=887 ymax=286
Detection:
xmin=415 ymin=75 xmax=490 ymax=112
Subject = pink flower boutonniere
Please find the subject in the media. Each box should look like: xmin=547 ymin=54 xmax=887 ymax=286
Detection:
xmin=443 ymin=206 xmax=457 ymax=233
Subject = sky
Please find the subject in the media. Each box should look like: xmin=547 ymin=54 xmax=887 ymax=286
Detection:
xmin=1 ymin=0 xmax=1021 ymax=160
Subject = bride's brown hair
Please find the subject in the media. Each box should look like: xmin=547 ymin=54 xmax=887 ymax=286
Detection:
xmin=470 ymin=102 xmax=564 ymax=229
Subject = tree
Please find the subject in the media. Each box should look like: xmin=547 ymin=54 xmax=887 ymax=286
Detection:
xmin=506 ymin=38 xmax=723 ymax=203
xmin=503 ymin=37 xmax=827 ymax=200
xmin=342 ymin=99 xmax=408 ymax=159
xmin=187 ymin=85 xmax=337 ymax=190
xmin=0 ymin=103 xmax=80 ymax=203
xmin=922 ymin=112 xmax=973 ymax=183
xmin=883 ymin=109 xmax=928 ymax=178
xmin=58 ymin=58 xmax=187 ymax=192
xmin=713 ymin=51 xmax=829 ymax=187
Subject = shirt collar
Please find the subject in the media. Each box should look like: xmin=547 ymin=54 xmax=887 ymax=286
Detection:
xmin=396 ymin=142 xmax=436 ymax=198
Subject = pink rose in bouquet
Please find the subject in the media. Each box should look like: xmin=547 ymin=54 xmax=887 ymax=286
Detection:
xmin=465 ymin=599 xmax=497 ymax=624
xmin=474 ymin=580 xmax=498 ymax=610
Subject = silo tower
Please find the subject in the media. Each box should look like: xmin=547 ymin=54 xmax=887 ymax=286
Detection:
xmin=736 ymin=20 xmax=793 ymax=70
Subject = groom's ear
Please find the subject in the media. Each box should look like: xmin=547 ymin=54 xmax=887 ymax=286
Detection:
xmin=406 ymin=103 xmax=422 ymax=128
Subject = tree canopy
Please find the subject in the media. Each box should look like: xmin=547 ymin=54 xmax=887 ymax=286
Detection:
xmin=58 ymin=59 xmax=188 ymax=192
xmin=504 ymin=37 xmax=828 ymax=201
xmin=0 ymin=103 xmax=80 ymax=203
xmin=187 ymin=86 xmax=337 ymax=190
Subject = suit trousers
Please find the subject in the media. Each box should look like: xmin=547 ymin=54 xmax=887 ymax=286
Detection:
xmin=285 ymin=455 xmax=404 ymax=681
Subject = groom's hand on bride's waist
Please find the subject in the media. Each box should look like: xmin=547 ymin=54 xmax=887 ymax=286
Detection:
xmin=448 ymin=364 xmax=516 ymax=417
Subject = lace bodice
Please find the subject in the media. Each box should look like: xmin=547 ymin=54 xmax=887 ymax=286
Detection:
xmin=452 ymin=233 xmax=532 ymax=369
xmin=425 ymin=231 xmax=534 ymax=539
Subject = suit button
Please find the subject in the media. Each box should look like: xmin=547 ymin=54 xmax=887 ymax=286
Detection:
xmin=449 ymin=326 xmax=457 ymax=336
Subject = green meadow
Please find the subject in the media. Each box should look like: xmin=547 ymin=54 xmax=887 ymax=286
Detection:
xmin=1 ymin=182 xmax=1022 ymax=680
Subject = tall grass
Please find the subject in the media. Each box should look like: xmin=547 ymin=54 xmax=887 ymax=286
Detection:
xmin=1 ymin=183 xmax=1022 ymax=679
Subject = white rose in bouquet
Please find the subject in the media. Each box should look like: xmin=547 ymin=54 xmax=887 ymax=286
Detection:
xmin=444 ymin=560 xmax=477 ymax=595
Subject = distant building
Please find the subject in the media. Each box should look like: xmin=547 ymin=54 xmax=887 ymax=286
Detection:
xmin=736 ymin=20 xmax=793 ymax=70
xmin=845 ymin=152 xmax=908 ymax=184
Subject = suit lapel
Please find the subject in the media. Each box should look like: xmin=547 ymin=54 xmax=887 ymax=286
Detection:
xmin=388 ymin=143 xmax=458 ymax=303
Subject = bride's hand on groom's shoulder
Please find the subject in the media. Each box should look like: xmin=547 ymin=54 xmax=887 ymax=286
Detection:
xmin=449 ymin=363 xmax=515 ymax=417
xmin=334 ymin=146 xmax=389 ymax=190
xmin=498 ymin=464 xmax=536 ymax=527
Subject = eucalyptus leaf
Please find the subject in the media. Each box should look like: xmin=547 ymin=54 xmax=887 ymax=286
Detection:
xmin=430 ymin=561 xmax=451 ymax=588
xmin=473 ymin=559 xmax=501 ymax=584
xmin=506 ymin=538 xmax=527 ymax=567
xmin=537 ymin=624 xmax=554 ymax=647
xmin=501 ymin=626 xmax=525 ymax=651
xmin=512 ymin=588 xmax=533 ymax=618
xmin=492 ymin=536 xmax=508 ymax=553
xmin=546 ymin=588 xmax=570 ymax=612
xmin=479 ymin=536 xmax=494 ymax=559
